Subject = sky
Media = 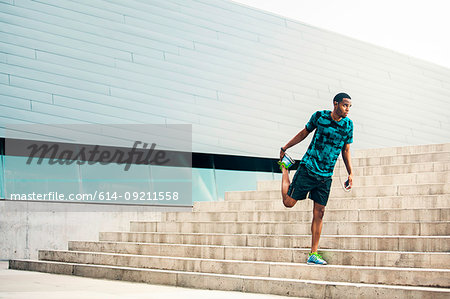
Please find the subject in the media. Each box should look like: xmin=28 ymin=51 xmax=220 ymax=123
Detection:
xmin=232 ymin=0 xmax=450 ymax=70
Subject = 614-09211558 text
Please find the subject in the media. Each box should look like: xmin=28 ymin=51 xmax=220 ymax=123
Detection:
xmin=9 ymin=191 xmax=179 ymax=201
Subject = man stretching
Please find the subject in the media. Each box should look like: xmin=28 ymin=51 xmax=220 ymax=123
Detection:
xmin=279 ymin=93 xmax=354 ymax=265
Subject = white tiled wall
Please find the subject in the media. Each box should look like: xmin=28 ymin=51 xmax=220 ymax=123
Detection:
xmin=1 ymin=0 xmax=449 ymax=159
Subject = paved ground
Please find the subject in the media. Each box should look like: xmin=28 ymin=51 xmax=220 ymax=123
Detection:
xmin=0 ymin=261 xmax=303 ymax=299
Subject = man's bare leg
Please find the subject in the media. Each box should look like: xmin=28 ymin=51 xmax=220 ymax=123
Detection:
xmin=311 ymin=201 xmax=325 ymax=252
xmin=281 ymin=166 xmax=297 ymax=208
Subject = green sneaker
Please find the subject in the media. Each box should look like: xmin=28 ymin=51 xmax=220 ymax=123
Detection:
xmin=307 ymin=252 xmax=327 ymax=265
xmin=278 ymin=152 xmax=295 ymax=170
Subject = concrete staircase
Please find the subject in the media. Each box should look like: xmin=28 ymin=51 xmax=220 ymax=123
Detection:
xmin=9 ymin=143 xmax=450 ymax=298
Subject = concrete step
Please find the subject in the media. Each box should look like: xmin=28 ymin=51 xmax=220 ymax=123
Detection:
xmin=37 ymin=250 xmax=450 ymax=286
xmin=283 ymin=160 xmax=450 ymax=182
xmin=333 ymin=161 xmax=450 ymax=176
xmin=259 ymin=172 xmax=450 ymax=191
xmin=330 ymin=183 xmax=450 ymax=198
xmin=194 ymin=195 xmax=450 ymax=211
xmin=128 ymin=220 xmax=449 ymax=236
xmin=351 ymin=143 xmax=450 ymax=158
xmin=10 ymin=259 xmax=450 ymax=298
xmin=64 ymin=242 xmax=450 ymax=269
xmin=99 ymin=232 xmax=450 ymax=252
xmin=160 ymin=208 xmax=449 ymax=222
xmin=332 ymin=152 xmax=450 ymax=167
xmin=225 ymin=184 xmax=450 ymax=201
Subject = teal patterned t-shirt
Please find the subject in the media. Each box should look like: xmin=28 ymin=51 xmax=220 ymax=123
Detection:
xmin=300 ymin=110 xmax=353 ymax=178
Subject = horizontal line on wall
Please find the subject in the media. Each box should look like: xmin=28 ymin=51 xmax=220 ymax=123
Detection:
xmin=0 ymin=137 xmax=283 ymax=172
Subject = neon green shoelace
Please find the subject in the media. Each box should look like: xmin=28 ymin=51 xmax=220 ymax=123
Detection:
xmin=310 ymin=252 xmax=324 ymax=260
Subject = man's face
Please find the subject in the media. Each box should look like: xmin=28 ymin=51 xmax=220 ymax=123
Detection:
xmin=335 ymin=98 xmax=352 ymax=118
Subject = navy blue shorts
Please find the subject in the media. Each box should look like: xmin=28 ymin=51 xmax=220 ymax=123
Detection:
xmin=287 ymin=164 xmax=332 ymax=206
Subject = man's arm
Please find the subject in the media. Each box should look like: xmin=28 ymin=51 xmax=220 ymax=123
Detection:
xmin=280 ymin=128 xmax=310 ymax=159
xmin=341 ymin=143 xmax=353 ymax=187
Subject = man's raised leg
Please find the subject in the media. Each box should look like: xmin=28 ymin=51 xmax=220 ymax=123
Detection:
xmin=281 ymin=166 xmax=297 ymax=208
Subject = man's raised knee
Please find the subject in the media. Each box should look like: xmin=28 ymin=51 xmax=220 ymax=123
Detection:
xmin=283 ymin=196 xmax=296 ymax=208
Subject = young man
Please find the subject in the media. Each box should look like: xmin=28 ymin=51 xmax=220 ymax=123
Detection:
xmin=279 ymin=93 xmax=354 ymax=265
